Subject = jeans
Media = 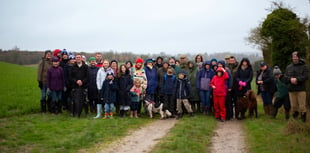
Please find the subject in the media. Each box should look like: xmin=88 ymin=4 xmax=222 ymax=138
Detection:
xmin=200 ymin=90 xmax=211 ymax=107
xmin=104 ymin=103 xmax=114 ymax=113
xmin=40 ymin=84 xmax=49 ymax=101
xmin=50 ymin=90 xmax=62 ymax=102
xmin=261 ymin=91 xmax=272 ymax=106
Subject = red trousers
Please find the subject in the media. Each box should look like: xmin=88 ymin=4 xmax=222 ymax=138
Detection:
xmin=213 ymin=95 xmax=226 ymax=120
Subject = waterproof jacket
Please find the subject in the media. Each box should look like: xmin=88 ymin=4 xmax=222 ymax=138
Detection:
xmin=87 ymin=65 xmax=99 ymax=99
xmin=101 ymin=79 xmax=118 ymax=104
xmin=70 ymin=62 xmax=89 ymax=89
xmin=96 ymin=67 xmax=114 ymax=90
xmin=275 ymin=75 xmax=289 ymax=98
xmin=161 ymin=74 xmax=177 ymax=95
xmin=46 ymin=66 xmax=65 ymax=91
xmin=118 ymin=73 xmax=133 ymax=106
xmin=64 ymin=63 xmax=73 ymax=89
xmin=210 ymin=68 xmax=229 ymax=96
xmin=256 ymin=66 xmax=275 ymax=95
xmin=175 ymin=78 xmax=193 ymax=99
xmin=283 ymin=60 xmax=309 ymax=91
xmin=157 ymin=66 xmax=168 ymax=92
xmin=235 ymin=66 xmax=253 ymax=96
xmin=196 ymin=61 xmax=215 ymax=91
xmin=37 ymin=57 xmax=52 ymax=84
xmin=144 ymin=66 xmax=158 ymax=94
xmin=186 ymin=61 xmax=199 ymax=101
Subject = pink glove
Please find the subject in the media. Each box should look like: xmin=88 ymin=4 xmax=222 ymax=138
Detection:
xmin=242 ymin=81 xmax=247 ymax=87
xmin=238 ymin=81 xmax=243 ymax=86
xmin=239 ymin=81 xmax=246 ymax=87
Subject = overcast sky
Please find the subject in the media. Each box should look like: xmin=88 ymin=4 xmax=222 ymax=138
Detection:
xmin=0 ymin=0 xmax=309 ymax=55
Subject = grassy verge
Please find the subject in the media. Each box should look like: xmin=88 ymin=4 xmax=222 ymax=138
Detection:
xmin=244 ymin=103 xmax=310 ymax=153
xmin=0 ymin=112 xmax=152 ymax=153
xmin=0 ymin=62 xmax=40 ymax=117
xmin=151 ymin=114 xmax=217 ymax=153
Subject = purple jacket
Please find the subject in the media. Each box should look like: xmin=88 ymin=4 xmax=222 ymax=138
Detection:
xmin=47 ymin=66 xmax=65 ymax=91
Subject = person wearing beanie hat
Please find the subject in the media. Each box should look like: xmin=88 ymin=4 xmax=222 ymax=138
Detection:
xmin=46 ymin=55 xmax=65 ymax=114
xmin=144 ymin=58 xmax=158 ymax=103
xmin=131 ymin=58 xmax=147 ymax=114
xmin=272 ymin=66 xmax=290 ymax=119
xmin=53 ymin=49 xmax=62 ymax=60
xmin=60 ymin=50 xmax=69 ymax=68
xmin=211 ymin=67 xmax=229 ymax=121
xmin=256 ymin=62 xmax=275 ymax=116
xmin=197 ymin=60 xmax=215 ymax=115
xmin=37 ymin=50 xmax=53 ymax=113
xmin=63 ymin=53 xmax=76 ymax=115
xmin=283 ymin=51 xmax=308 ymax=122
xmin=175 ymin=69 xmax=194 ymax=119
xmin=101 ymin=70 xmax=118 ymax=119
xmin=210 ymin=58 xmax=218 ymax=71
xmin=87 ymin=56 xmax=99 ymax=114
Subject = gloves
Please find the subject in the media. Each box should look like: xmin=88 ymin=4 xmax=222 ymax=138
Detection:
xmin=38 ymin=81 xmax=43 ymax=89
xmin=238 ymin=81 xmax=246 ymax=87
xmin=46 ymin=88 xmax=51 ymax=94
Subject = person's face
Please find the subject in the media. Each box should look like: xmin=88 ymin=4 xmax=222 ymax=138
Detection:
xmin=57 ymin=53 xmax=62 ymax=57
xmin=111 ymin=62 xmax=117 ymax=68
xmin=189 ymin=63 xmax=193 ymax=68
xmin=180 ymin=57 xmax=187 ymax=62
xmin=218 ymin=63 xmax=223 ymax=68
xmin=90 ymin=60 xmax=96 ymax=66
xmin=260 ymin=65 xmax=267 ymax=71
xmin=175 ymin=61 xmax=180 ymax=66
xmin=229 ymin=58 xmax=235 ymax=64
xmin=62 ymin=54 xmax=68 ymax=60
xmin=75 ymin=55 xmax=82 ymax=63
xmin=292 ymin=55 xmax=299 ymax=64
xmin=135 ymin=82 xmax=141 ymax=88
xmin=103 ymin=61 xmax=109 ymax=69
xmin=96 ymin=54 xmax=102 ymax=61
xmin=211 ymin=61 xmax=217 ymax=65
xmin=225 ymin=58 xmax=230 ymax=63
xmin=147 ymin=62 xmax=153 ymax=67
xmin=178 ymin=73 xmax=184 ymax=79
xmin=136 ymin=62 xmax=142 ymax=68
xmin=69 ymin=59 xmax=76 ymax=64
xmin=205 ymin=64 xmax=210 ymax=69
xmin=121 ymin=66 xmax=126 ymax=73
xmin=126 ymin=62 xmax=132 ymax=68
xmin=107 ymin=74 xmax=113 ymax=80
xmin=169 ymin=59 xmax=175 ymax=66
xmin=217 ymin=71 xmax=223 ymax=76
xmin=53 ymin=61 xmax=59 ymax=67
xmin=163 ymin=63 xmax=169 ymax=69
xmin=196 ymin=56 xmax=202 ymax=63
xmin=157 ymin=58 xmax=162 ymax=64
xmin=167 ymin=69 xmax=173 ymax=76
xmin=45 ymin=52 xmax=52 ymax=59
xmin=242 ymin=61 xmax=248 ymax=66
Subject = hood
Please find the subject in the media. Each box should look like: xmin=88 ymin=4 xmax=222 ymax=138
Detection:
xmin=217 ymin=60 xmax=226 ymax=68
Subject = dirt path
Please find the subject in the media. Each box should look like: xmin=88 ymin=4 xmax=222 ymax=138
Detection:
xmin=97 ymin=119 xmax=178 ymax=153
xmin=210 ymin=120 xmax=247 ymax=153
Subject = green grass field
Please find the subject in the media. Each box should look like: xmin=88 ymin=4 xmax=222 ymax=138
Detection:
xmin=0 ymin=61 xmax=309 ymax=153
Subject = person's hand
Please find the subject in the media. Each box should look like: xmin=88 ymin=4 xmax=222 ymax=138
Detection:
xmin=290 ymin=78 xmax=297 ymax=84
xmin=38 ymin=81 xmax=43 ymax=89
xmin=212 ymin=85 xmax=216 ymax=89
xmin=46 ymin=88 xmax=51 ymax=94
xmin=77 ymin=80 xmax=83 ymax=86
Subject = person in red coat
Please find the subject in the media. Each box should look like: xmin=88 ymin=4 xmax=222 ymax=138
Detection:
xmin=211 ymin=67 xmax=229 ymax=122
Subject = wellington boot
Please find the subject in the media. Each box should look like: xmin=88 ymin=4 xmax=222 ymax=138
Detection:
xmin=301 ymin=112 xmax=307 ymax=122
xmin=102 ymin=113 xmax=109 ymax=119
xmin=272 ymin=108 xmax=278 ymax=119
xmin=293 ymin=111 xmax=299 ymax=119
xmin=110 ymin=112 xmax=113 ymax=119
xmin=93 ymin=104 xmax=102 ymax=119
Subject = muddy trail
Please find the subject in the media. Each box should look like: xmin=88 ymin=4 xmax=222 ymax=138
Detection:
xmin=210 ymin=120 xmax=247 ymax=153
xmin=97 ymin=119 xmax=178 ymax=153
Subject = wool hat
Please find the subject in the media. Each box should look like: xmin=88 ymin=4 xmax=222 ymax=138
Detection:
xmin=273 ymin=68 xmax=282 ymax=76
xmin=52 ymin=57 xmax=59 ymax=62
xmin=136 ymin=58 xmax=144 ymax=64
xmin=61 ymin=49 xmax=68 ymax=55
xmin=145 ymin=58 xmax=153 ymax=64
xmin=69 ymin=55 xmax=75 ymax=60
xmin=89 ymin=57 xmax=96 ymax=62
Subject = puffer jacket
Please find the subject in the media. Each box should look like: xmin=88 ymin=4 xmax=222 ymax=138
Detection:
xmin=196 ymin=61 xmax=215 ymax=90
xmin=144 ymin=65 xmax=158 ymax=94
xmin=283 ymin=60 xmax=309 ymax=91
xmin=175 ymin=77 xmax=193 ymax=99
xmin=101 ymin=79 xmax=118 ymax=104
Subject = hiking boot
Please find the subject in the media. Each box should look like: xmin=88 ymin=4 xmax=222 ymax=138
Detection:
xmin=220 ymin=119 xmax=225 ymax=122
xmin=110 ymin=112 xmax=113 ymax=119
xmin=293 ymin=111 xmax=299 ymax=119
xmin=301 ymin=112 xmax=307 ymax=122
xmin=102 ymin=113 xmax=109 ymax=119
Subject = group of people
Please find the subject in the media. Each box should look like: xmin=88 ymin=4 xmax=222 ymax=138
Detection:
xmin=37 ymin=49 xmax=308 ymax=122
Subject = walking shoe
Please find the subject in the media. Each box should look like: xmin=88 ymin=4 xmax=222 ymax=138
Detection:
xmin=220 ymin=119 xmax=225 ymax=122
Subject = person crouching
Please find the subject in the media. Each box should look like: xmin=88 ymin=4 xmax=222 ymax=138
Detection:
xmin=211 ymin=67 xmax=229 ymax=122
xmin=101 ymin=72 xmax=118 ymax=119
xmin=175 ymin=70 xmax=194 ymax=119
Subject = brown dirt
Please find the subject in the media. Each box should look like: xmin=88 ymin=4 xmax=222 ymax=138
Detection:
xmin=210 ymin=120 xmax=247 ymax=153
xmin=94 ymin=119 xmax=178 ymax=153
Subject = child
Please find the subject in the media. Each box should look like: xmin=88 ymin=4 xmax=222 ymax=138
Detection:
xmin=118 ymin=64 xmax=133 ymax=117
xmin=46 ymin=57 xmax=65 ymax=114
xmin=175 ymin=70 xmax=194 ymax=119
xmin=130 ymin=78 xmax=143 ymax=118
xmin=211 ymin=67 xmax=229 ymax=122
xmin=272 ymin=67 xmax=290 ymax=119
xmin=161 ymin=66 xmax=177 ymax=118
xmin=101 ymin=72 xmax=118 ymax=119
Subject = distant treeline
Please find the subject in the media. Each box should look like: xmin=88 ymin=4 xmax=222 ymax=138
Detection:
xmin=0 ymin=49 xmax=263 ymax=68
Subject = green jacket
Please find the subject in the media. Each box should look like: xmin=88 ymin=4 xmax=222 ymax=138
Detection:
xmin=275 ymin=76 xmax=289 ymax=98
xmin=37 ymin=57 xmax=52 ymax=84
xmin=186 ymin=61 xmax=199 ymax=101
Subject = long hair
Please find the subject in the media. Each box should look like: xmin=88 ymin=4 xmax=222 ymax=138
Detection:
xmin=195 ymin=54 xmax=203 ymax=63
xmin=237 ymin=58 xmax=252 ymax=70
xmin=117 ymin=64 xmax=129 ymax=78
